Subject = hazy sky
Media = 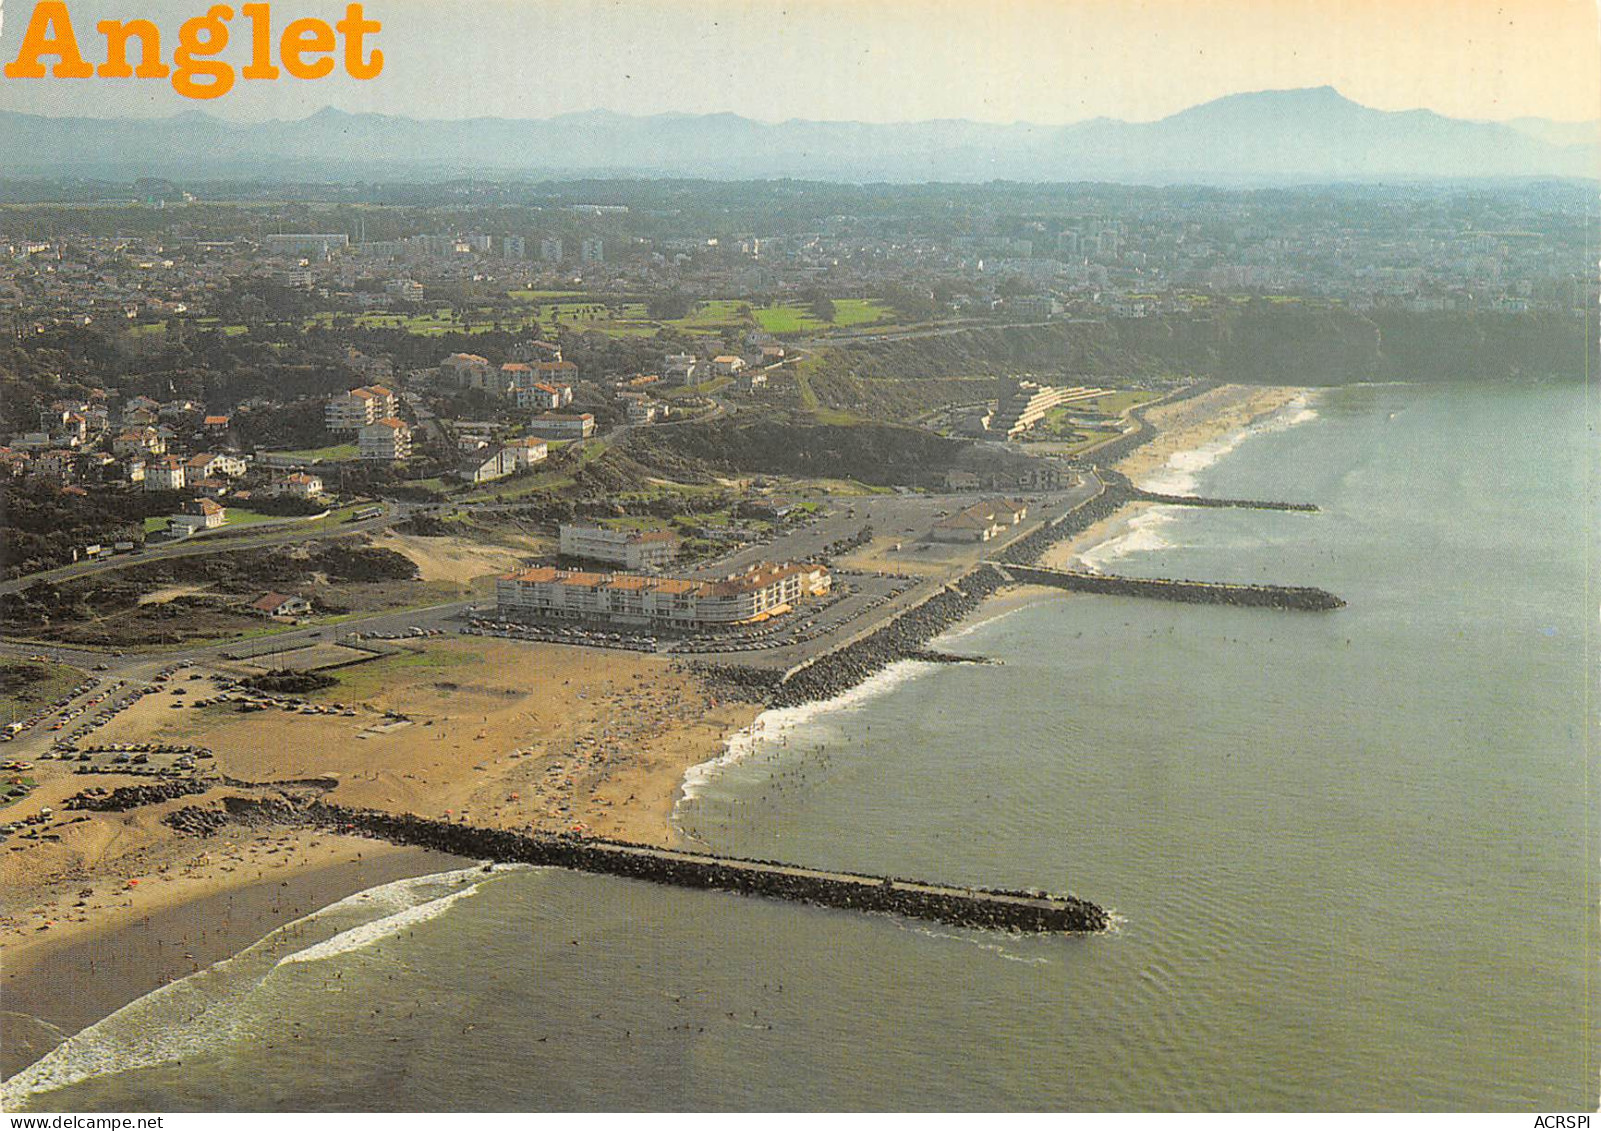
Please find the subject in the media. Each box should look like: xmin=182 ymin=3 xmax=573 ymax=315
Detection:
xmin=0 ymin=0 xmax=1596 ymax=123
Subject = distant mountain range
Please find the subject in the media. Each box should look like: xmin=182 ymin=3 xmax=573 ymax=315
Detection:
xmin=1 ymin=87 xmax=1595 ymax=183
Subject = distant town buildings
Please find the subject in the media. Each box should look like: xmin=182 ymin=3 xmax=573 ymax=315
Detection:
xmin=263 ymin=233 xmax=349 ymax=259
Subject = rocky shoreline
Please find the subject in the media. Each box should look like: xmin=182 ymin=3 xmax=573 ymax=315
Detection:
xmin=698 ymin=468 xmax=1141 ymax=710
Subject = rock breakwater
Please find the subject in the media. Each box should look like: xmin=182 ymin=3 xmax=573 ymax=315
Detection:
xmin=1005 ymin=564 xmax=1345 ymax=611
xmin=166 ymin=797 xmax=1109 ymax=933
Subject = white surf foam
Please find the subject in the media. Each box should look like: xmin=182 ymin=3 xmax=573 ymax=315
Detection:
xmin=276 ymin=866 xmax=511 ymax=966
xmin=889 ymin=919 xmax=1055 ymax=964
xmin=1075 ymin=505 xmax=1181 ymax=572
xmin=675 ymin=658 xmax=936 ymax=819
xmin=1 ymin=864 xmax=517 ymax=1106
xmin=1136 ymin=393 xmax=1319 ymax=496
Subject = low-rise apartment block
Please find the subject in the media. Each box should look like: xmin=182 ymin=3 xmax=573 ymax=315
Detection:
xmin=496 ymin=560 xmax=830 ymax=627
xmin=359 ymin=418 xmax=413 ymax=461
xmin=525 ymin=413 xmax=595 ymax=440
xmin=559 ymin=523 xmax=681 ymax=570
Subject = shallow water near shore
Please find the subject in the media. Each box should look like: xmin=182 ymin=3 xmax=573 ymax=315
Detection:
xmin=10 ymin=381 xmax=1597 ymax=1111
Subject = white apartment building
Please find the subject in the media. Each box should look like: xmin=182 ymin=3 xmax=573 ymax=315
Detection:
xmin=559 ymin=523 xmax=681 ymax=570
xmin=326 ymin=385 xmax=397 ymax=432
xmin=495 ymin=561 xmax=830 ymax=627
xmin=143 ymin=456 xmax=186 ymax=491
xmin=525 ymin=413 xmax=595 ymax=440
xmin=516 ymin=380 xmax=574 ymax=411
xmin=359 ymin=418 xmax=413 ymax=461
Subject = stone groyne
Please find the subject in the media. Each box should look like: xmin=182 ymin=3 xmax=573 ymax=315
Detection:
xmin=187 ymin=797 xmax=1108 ymax=934
xmin=764 ymin=564 xmax=1010 ymax=707
xmin=1004 ymin=564 xmax=1345 ymax=612
xmin=1128 ymin=489 xmax=1318 ymax=512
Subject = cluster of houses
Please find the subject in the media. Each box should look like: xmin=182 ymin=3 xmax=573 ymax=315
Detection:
xmin=438 ymin=341 xmax=576 ymax=407
xmin=1 ymin=392 xmax=312 ymax=494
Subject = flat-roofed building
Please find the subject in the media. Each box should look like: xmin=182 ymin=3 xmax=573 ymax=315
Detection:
xmin=263 ymin=233 xmax=349 ymax=258
xmin=559 ymin=523 xmax=681 ymax=570
xmin=526 ymin=413 xmax=595 ymax=440
xmin=495 ymin=560 xmax=830 ymax=627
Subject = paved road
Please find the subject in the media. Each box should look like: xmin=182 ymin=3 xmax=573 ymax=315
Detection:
xmin=0 ymin=508 xmax=395 ymax=596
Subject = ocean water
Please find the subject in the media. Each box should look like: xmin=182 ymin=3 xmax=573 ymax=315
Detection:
xmin=8 ymin=382 xmax=1597 ymax=1111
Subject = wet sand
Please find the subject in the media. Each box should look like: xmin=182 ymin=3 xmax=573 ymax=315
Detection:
xmin=0 ymin=845 xmax=462 ymax=1079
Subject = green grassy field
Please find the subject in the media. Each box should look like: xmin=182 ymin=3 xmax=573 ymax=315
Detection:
xmin=130 ymin=293 xmax=898 ymax=346
xmin=666 ymin=299 xmax=752 ymax=332
xmin=1062 ymin=390 xmax=1164 ymax=416
xmin=752 ymin=303 xmax=827 ymax=333
xmin=307 ymin=641 xmax=485 ymax=703
xmin=830 ymin=298 xmax=894 ymax=327
xmin=217 ymin=506 xmax=307 ymax=528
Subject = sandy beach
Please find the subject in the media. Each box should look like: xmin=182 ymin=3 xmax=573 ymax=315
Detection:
xmin=1037 ymin=383 xmax=1305 ymax=571
xmin=0 ymin=638 xmax=759 ymax=1074
xmin=0 ymin=380 xmax=1301 ymax=1082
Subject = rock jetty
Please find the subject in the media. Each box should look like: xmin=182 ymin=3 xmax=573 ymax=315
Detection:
xmin=164 ymin=797 xmax=1109 ymax=934
xmin=1005 ymin=564 xmax=1346 ymax=612
xmin=769 ymin=565 xmax=1009 ymax=707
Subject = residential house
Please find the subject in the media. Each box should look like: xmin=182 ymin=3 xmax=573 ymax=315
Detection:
xmin=277 ymin=472 xmax=325 ymax=498
xmin=249 ymin=591 xmax=312 ymax=618
xmin=143 ymin=455 xmax=186 ymax=491
xmin=169 ymin=497 xmax=226 ymax=534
